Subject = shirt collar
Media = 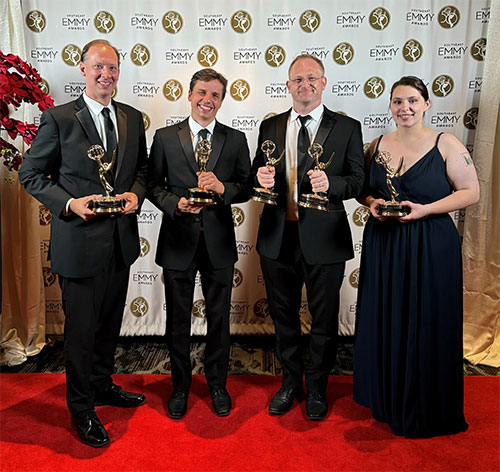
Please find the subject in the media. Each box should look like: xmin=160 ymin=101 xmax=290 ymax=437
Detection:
xmin=82 ymin=92 xmax=114 ymax=116
xmin=189 ymin=116 xmax=216 ymax=137
xmin=291 ymin=103 xmax=324 ymax=124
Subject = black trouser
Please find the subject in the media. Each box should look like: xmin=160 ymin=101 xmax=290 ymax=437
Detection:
xmin=163 ymin=231 xmax=233 ymax=392
xmin=60 ymin=237 xmax=129 ymax=416
xmin=260 ymin=221 xmax=345 ymax=394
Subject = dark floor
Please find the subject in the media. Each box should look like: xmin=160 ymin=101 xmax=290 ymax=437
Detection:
xmin=1 ymin=335 xmax=498 ymax=376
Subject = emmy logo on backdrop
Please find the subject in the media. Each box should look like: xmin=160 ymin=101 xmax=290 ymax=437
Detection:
xmin=298 ymin=143 xmax=334 ymax=211
xmin=252 ymin=140 xmax=284 ymax=206
xmin=188 ymin=137 xmax=215 ymax=204
xmin=375 ymin=151 xmax=410 ymax=217
xmin=87 ymin=144 xmax=124 ymax=213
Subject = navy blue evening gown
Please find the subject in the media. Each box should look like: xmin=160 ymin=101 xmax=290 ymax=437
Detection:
xmin=353 ymin=133 xmax=469 ymax=437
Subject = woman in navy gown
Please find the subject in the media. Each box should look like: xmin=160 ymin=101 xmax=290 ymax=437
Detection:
xmin=353 ymin=76 xmax=479 ymax=437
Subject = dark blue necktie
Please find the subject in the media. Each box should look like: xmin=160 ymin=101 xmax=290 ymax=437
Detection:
xmin=297 ymin=115 xmax=311 ymax=177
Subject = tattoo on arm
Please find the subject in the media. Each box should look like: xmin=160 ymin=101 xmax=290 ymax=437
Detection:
xmin=461 ymin=152 xmax=473 ymax=166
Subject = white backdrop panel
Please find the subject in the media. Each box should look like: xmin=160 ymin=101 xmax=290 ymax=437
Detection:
xmin=20 ymin=0 xmax=489 ymax=335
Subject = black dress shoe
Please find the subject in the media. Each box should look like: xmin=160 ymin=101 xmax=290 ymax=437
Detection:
xmin=305 ymin=392 xmax=328 ymax=420
xmin=211 ymin=388 xmax=232 ymax=417
xmin=71 ymin=410 xmax=110 ymax=448
xmin=168 ymin=390 xmax=188 ymax=419
xmin=268 ymin=387 xmax=301 ymax=415
xmin=95 ymin=384 xmax=146 ymax=408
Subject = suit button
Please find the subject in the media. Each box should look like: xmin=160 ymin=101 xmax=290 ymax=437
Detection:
xmin=194 ymin=217 xmax=201 ymax=223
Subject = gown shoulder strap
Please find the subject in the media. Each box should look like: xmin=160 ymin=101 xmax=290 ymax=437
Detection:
xmin=435 ymin=132 xmax=444 ymax=147
xmin=374 ymin=134 xmax=384 ymax=154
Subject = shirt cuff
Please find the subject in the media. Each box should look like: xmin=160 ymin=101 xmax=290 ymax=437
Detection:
xmin=65 ymin=198 xmax=74 ymax=214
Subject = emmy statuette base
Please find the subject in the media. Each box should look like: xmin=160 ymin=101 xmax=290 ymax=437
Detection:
xmin=89 ymin=196 xmax=125 ymax=214
xmin=377 ymin=202 xmax=410 ymax=217
xmin=298 ymin=193 xmax=328 ymax=212
xmin=252 ymin=187 xmax=278 ymax=206
xmin=188 ymin=187 xmax=215 ymax=204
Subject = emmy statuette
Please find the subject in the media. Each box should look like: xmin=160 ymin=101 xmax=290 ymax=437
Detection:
xmin=375 ymin=151 xmax=410 ymax=217
xmin=298 ymin=143 xmax=334 ymax=212
xmin=87 ymin=144 xmax=124 ymax=213
xmin=252 ymin=140 xmax=284 ymax=206
xmin=188 ymin=137 xmax=215 ymax=204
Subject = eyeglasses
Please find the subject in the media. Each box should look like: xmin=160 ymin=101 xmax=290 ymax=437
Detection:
xmin=289 ymin=76 xmax=323 ymax=85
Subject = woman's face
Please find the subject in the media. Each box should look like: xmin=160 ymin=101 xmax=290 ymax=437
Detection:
xmin=390 ymin=85 xmax=430 ymax=128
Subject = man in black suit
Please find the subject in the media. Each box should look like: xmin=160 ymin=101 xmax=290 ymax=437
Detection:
xmin=19 ymin=40 xmax=147 ymax=447
xmin=147 ymin=68 xmax=250 ymax=419
xmin=251 ymin=54 xmax=365 ymax=420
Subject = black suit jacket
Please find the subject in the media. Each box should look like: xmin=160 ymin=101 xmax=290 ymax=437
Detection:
xmin=19 ymin=95 xmax=148 ymax=278
xmin=251 ymin=106 xmax=365 ymax=265
xmin=147 ymin=118 xmax=251 ymax=271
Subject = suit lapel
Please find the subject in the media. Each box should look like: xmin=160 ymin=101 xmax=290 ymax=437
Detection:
xmin=206 ymin=121 xmax=226 ymax=172
xmin=274 ymin=110 xmax=290 ymax=176
xmin=74 ymin=96 xmax=102 ymax=149
xmin=178 ymin=120 xmax=198 ymax=174
xmin=314 ymin=110 xmax=336 ymax=149
xmin=114 ymin=103 xmax=127 ymax=177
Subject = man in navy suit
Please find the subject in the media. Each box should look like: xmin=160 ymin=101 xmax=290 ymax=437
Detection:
xmin=251 ymin=54 xmax=365 ymax=420
xmin=19 ymin=39 xmax=147 ymax=447
xmin=147 ymin=68 xmax=250 ymax=419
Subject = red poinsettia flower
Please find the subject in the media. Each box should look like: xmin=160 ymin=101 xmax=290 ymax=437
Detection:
xmin=0 ymin=50 xmax=54 ymax=169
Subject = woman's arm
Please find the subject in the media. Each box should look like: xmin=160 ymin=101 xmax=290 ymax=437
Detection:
xmin=399 ymin=133 xmax=479 ymax=221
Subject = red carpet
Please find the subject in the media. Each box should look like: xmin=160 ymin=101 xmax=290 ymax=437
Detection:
xmin=0 ymin=374 xmax=498 ymax=471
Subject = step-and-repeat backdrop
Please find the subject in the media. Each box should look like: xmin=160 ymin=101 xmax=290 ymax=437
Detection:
xmin=21 ymin=0 xmax=489 ymax=336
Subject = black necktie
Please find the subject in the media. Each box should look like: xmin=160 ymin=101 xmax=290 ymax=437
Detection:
xmin=297 ymin=115 xmax=311 ymax=177
xmin=102 ymin=107 xmax=117 ymax=163
xmin=199 ymin=128 xmax=209 ymax=141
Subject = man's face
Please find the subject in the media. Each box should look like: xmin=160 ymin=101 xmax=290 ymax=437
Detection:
xmin=80 ymin=44 xmax=119 ymax=105
xmin=188 ymin=79 xmax=224 ymax=126
xmin=286 ymin=58 xmax=326 ymax=111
